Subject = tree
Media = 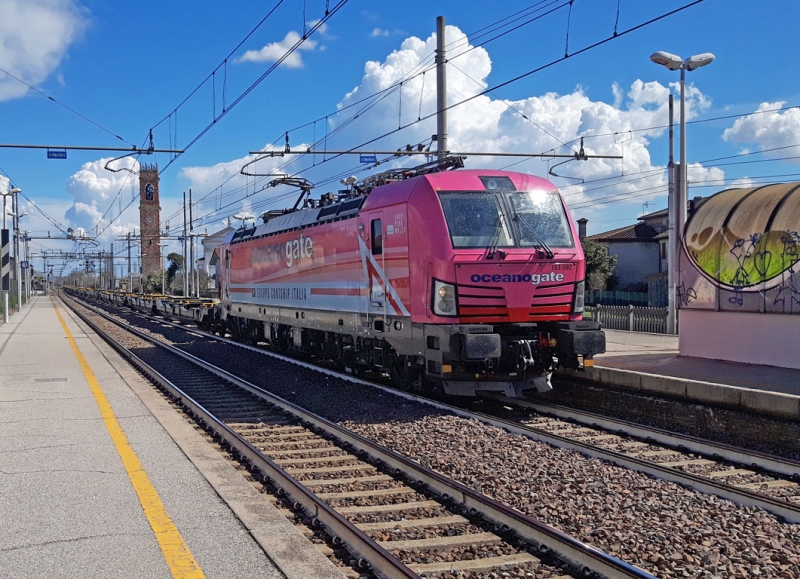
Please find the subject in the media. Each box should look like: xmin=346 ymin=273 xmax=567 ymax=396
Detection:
xmin=166 ymin=253 xmax=184 ymax=289
xmin=146 ymin=270 xmax=164 ymax=293
xmin=581 ymin=239 xmax=617 ymax=290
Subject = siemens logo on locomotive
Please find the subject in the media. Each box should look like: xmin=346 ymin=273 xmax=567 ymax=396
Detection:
xmin=470 ymin=273 xmax=565 ymax=284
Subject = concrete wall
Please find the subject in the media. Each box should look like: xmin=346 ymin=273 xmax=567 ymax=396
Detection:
xmin=680 ymin=309 xmax=800 ymax=369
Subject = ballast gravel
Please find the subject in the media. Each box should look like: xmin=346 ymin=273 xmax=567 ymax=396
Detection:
xmin=101 ymin=314 xmax=800 ymax=578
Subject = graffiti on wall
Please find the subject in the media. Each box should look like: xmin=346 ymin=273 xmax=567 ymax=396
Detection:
xmin=679 ymin=182 xmax=800 ymax=314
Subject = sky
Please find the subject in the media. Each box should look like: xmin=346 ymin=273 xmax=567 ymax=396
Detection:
xmin=1 ymin=0 xmax=799 ymax=277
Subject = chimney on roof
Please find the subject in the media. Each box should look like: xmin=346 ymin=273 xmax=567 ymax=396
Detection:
xmin=577 ymin=218 xmax=588 ymax=240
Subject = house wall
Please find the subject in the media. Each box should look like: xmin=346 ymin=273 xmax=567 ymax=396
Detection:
xmin=680 ymin=309 xmax=800 ymax=369
xmin=201 ymin=227 xmax=235 ymax=288
xmin=607 ymin=242 xmax=660 ymax=288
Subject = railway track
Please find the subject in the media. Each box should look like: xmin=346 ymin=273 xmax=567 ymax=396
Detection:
xmin=63 ymin=293 xmax=654 ymax=579
xmin=466 ymin=396 xmax=800 ymax=524
xmin=76 ymin=291 xmax=800 ymax=524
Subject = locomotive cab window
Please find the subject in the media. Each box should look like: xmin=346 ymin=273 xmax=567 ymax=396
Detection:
xmin=506 ymin=190 xmax=574 ymax=249
xmin=438 ymin=189 xmax=574 ymax=249
xmin=371 ymin=219 xmax=383 ymax=255
xmin=438 ymin=193 xmax=513 ymax=249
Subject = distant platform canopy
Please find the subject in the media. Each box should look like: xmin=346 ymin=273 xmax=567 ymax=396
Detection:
xmin=681 ymin=182 xmax=800 ymax=313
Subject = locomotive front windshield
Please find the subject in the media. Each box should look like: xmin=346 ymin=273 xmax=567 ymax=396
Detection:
xmin=439 ymin=189 xmax=574 ymax=249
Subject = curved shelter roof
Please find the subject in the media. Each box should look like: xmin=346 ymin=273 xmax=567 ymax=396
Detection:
xmin=683 ymin=182 xmax=800 ymax=292
xmin=684 ymin=183 xmax=800 ymax=289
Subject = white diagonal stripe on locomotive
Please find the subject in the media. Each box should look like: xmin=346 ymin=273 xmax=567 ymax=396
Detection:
xmin=358 ymin=235 xmax=411 ymax=317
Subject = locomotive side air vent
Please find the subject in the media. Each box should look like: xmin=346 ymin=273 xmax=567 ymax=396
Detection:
xmin=316 ymin=197 xmax=365 ymax=222
xmin=317 ymin=204 xmax=340 ymax=221
xmin=337 ymin=197 xmax=365 ymax=217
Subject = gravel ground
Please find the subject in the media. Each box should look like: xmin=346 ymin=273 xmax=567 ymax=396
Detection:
xmin=87 ymin=305 xmax=800 ymax=578
xmin=544 ymin=380 xmax=800 ymax=461
xmin=175 ymin=341 xmax=800 ymax=578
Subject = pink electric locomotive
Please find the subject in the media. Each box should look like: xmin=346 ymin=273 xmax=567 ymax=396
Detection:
xmin=213 ymin=159 xmax=604 ymax=396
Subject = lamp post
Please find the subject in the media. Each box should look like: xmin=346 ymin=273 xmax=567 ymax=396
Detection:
xmin=8 ymin=204 xmax=27 ymax=312
xmin=23 ymin=230 xmax=30 ymax=301
xmin=650 ymin=51 xmax=715 ymax=334
xmin=29 ymin=251 xmax=38 ymax=296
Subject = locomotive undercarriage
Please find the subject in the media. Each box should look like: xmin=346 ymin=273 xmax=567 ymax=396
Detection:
xmin=419 ymin=322 xmax=604 ymax=397
xmin=214 ymin=308 xmax=604 ymax=398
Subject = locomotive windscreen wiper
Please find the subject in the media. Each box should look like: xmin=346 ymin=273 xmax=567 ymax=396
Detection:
xmin=486 ymin=213 xmax=507 ymax=259
xmin=509 ymin=198 xmax=554 ymax=258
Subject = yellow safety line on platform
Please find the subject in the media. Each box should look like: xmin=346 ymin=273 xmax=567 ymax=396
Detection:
xmin=52 ymin=299 xmax=205 ymax=579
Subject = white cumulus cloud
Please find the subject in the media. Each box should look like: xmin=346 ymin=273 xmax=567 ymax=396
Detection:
xmin=723 ymin=101 xmax=800 ymax=157
xmin=64 ymin=156 xmax=140 ymax=239
xmin=331 ymin=25 xmax=717 ymax=217
xmin=238 ymin=30 xmax=319 ymax=68
xmin=0 ymin=0 xmax=88 ymax=101
xmin=180 ymin=146 xmax=301 ymax=229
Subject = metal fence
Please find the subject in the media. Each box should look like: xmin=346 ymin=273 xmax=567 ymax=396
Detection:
xmin=586 ymin=290 xmax=649 ymax=307
xmin=585 ymin=304 xmax=670 ymax=334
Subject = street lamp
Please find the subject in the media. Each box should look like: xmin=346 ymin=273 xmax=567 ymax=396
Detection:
xmin=23 ymin=230 xmax=30 ymax=301
xmin=650 ymin=50 xmax=714 ymax=334
xmin=8 ymin=207 xmax=27 ymax=312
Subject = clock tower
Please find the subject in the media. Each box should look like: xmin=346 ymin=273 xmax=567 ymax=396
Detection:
xmin=139 ymin=164 xmax=162 ymax=281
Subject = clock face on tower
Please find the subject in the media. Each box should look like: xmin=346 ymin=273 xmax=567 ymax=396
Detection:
xmin=145 ymin=216 xmax=154 ymax=224
xmin=145 ymin=183 xmax=154 ymax=201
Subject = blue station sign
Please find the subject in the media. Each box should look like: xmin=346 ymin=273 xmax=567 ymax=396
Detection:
xmin=47 ymin=150 xmax=67 ymax=159
xmin=359 ymin=154 xmax=377 ymax=164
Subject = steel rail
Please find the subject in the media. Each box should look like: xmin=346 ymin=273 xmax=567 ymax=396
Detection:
xmin=387 ymin=392 xmax=800 ymax=524
xmin=64 ymin=298 xmax=417 ymax=579
xmin=65 ymin=293 xmax=656 ymax=579
xmin=89 ymin=292 xmax=800 ymax=524
xmin=492 ymin=395 xmax=800 ymax=479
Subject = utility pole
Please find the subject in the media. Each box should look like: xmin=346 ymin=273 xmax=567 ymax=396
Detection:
xmin=666 ymin=95 xmax=676 ymax=334
xmin=183 ymin=191 xmax=188 ymax=297
xmin=127 ymin=232 xmax=132 ymax=293
xmin=436 ymin=16 xmax=448 ymax=161
xmin=189 ymin=189 xmax=195 ymax=297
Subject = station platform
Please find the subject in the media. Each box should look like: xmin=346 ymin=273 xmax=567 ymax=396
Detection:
xmin=0 ymin=295 xmax=344 ymax=579
xmin=559 ymin=329 xmax=800 ymax=420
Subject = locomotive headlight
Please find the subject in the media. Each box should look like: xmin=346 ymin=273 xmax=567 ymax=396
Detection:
xmin=433 ymin=279 xmax=458 ymax=316
xmin=573 ymin=280 xmax=585 ymax=313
